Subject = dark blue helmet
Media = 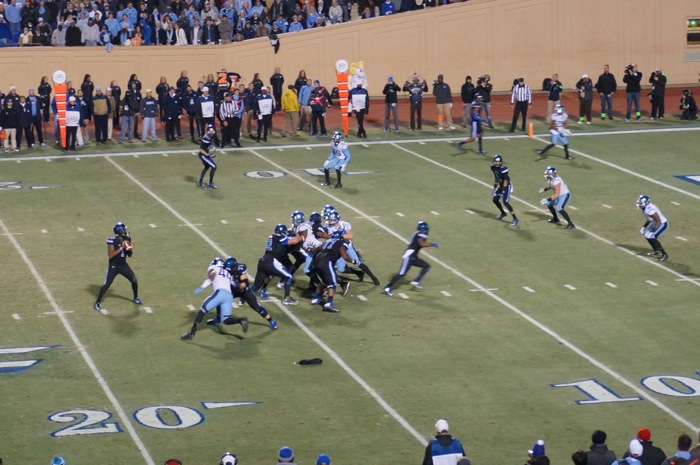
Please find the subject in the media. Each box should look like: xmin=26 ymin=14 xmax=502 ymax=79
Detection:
xmin=274 ymin=224 xmax=288 ymax=235
xmin=331 ymin=230 xmax=343 ymax=239
xmin=417 ymin=221 xmax=429 ymax=232
xmin=309 ymin=212 xmax=322 ymax=224
xmin=113 ymin=222 xmax=128 ymax=236
xmin=224 ymin=256 xmax=238 ymax=271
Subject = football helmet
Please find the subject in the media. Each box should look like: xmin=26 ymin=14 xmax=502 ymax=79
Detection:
xmin=555 ymin=104 xmax=565 ymax=114
xmin=327 ymin=211 xmax=340 ymax=226
xmin=636 ymin=194 xmax=651 ymax=209
xmin=493 ymin=155 xmax=503 ymax=166
xmin=224 ymin=256 xmax=238 ymax=271
xmin=290 ymin=210 xmax=305 ymax=225
xmin=113 ymin=222 xmax=128 ymax=237
xmin=332 ymin=131 xmax=343 ymax=146
xmin=220 ymin=453 xmax=238 ymax=465
xmin=417 ymin=221 xmax=429 ymax=232
xmin=211 ymin=257 xmax=225 ymax=268
xmin=331 ymin=230 xmax=343 ymax=239
xmin=544 ymin=166 xmax=557 ymax=180
xmin=207 ymin=124 xmax=216 ymax=134
xmin=322 ymin=204 xmax=336 ymax=219
xmin=309 ymin=212 xmax=322 ymax=224
xmin=274 ymin=224 xmax=288 ymax=236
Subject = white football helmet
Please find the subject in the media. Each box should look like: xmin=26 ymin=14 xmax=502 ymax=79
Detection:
xmin=636 ymin=195 xmax=651 ymax=209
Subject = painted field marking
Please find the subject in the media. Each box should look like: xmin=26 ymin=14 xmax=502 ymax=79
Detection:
xmin=162 ymin=153 xmax=169 ymax=157
xmin=564 ymin=284 xmax=577 ymax=290
xmin=41 ymin=229 xmax=47 ymax=234
xmin=602 ymin=204 xmax=612 ymax=209
xmin=605 ymin=282 xmax=618 ymax=288
xmin=676 ymin=236 xmax=688 ymax=242
xmin=398 ymin=293 xmax=409 ymax=299
xmin=430 ymin=211 xmax=440 ymax=216
xmin=256 ymin=218 xmax=264 ymax=223
xmin=179 ymin=223 xmax=203 ymax=227
xmin=306 ymin=146 xmax=312 ymax=150
xmin=133 ymin=155 xmax=139 ymax=158
xmin=142 ymin=307 xmax=153 ymax=314
xmin=357 ymin=295 xmax=367 ymax=302
xmin=523 ymin=286 xmax=535 ymax=293
xmin=465 ymin=209 xmax=475 ymax=215
xmin=362 ymin=144 xmax=369 ymax=148
xmin=12 ymin=314 xmax=20 ymax=320
xmin=148 ymin=223 xmax=157 ymax=228
xmin=671 ymin=201 xmax=680 ymax=206
xmin=221 ymin=220 xmax=229 ymax=224
xmin=187 ymin=304 xmax=196 ymax=311
xmin=396 ymin=212 xmax=405 ymax=217
xmin=77 ymin=227 xmax=84 ymax=232
xmin=569 ymin=206 xmax=578 ymax=210
xmin=277 ymin=148 xmax=284 ymax=152
xmin=75 ymin=158 xmax=80 ymax=161
xmin=100 ymin=308 xmax=109 ymax=315
xmin=419 ymin=141 xmax=426 ymax=145
xmin=440 ymin=291 xmax=452 ymax=297
xmin=646 ymin=280 xmax=658 ymax=287
xmin=46 ymin=159 xmax=51 ymax=162
xmin=470 ymin=288 xmax=498 ymax=292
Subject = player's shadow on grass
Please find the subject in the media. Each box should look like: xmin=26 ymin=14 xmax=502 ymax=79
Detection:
xmin=86 ymin=283 xmax=144 ymax=337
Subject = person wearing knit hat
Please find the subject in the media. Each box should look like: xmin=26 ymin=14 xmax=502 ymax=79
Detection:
xmin=316 ymin=454 xmax=330 ymax=465
xmin=586 ymin=430 xmax=617 ymax=465
xmin=625 ymin=429 xmax=666 ymax=465
xmin=382 ymin=74 xmax=401 ymax=132
xmin=277 ymin=446 xmax=295 ymax=465
xmin=422 ymin=419 xmax=466 ymax=465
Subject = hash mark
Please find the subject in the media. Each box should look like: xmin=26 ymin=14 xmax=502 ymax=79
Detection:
xmin=357 ymin=295 xmax=367 ymax=301
xmin=646 ymin=280 xmax=658 ymax=287
xmin=395 ymin=212 xmax=405 ymax=217
xmin=440 ymin=290 xmax=451 ymax=297
xmin=564 ymin=284 xmax=577 ymax=290
xmin=605 ymin=282 xmax=617 ymax=288
xmin=523 ymin=286 xmax=535 ymax=293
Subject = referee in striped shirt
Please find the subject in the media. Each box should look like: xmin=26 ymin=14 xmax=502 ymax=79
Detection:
xmin=510 ymin=77 xmax=532 ymax=133
xmin=218 ymin=92 xmax=241 ymax=148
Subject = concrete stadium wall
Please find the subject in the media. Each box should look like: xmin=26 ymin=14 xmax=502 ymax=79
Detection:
xmin=1 ymin=0 xmax=698 ymax=96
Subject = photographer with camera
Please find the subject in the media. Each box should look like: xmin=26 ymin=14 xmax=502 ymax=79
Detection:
xmin=648 ymin=67 xmax=667 ymax=120
xmin=476 ymin=74 xmax=494 ymax=128
xmin=679 ymin=89 xmax=697 ymax=120
xmin=545 ymin=73 xmax=563 ymax=123
xmin=623 ymin=63 xmax=643 ymax=122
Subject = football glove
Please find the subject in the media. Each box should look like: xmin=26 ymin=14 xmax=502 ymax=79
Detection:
xmin=540 ymin=198 xmax=549 ymax=205
xmin=644 ymin=230 xmax=655 ymax=239
xmin=193 ymin=287 xmax=203 ymax=296
xmin=640 ymin=227 xmax=646 ymax=235
xmin=538 ymin=188 xmax=546 ymax=193
xmin=433 ymin=242 xmax=440 ymax=249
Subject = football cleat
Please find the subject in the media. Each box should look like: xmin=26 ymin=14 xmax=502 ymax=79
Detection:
xmin=239 ymin=317 xmax=249 ymax=333
xmin=659 ymin=253 xmax=669 ymax=262
xmin=93 ymin=302 xmax=101 ymax=311
xmin=372 ymin=276 xmax=381 ymax=286
xmin=282 ymin=296 xmax=299 ymax=306
xmin=478 ymin=150 xmax=487 ymax=154
xmin=197 ymin=181 xmax=206 ymax=188
xmin=269 ymin=319 xmax=278 ymax=330
xmin=323 ymin=302 xmax=339 ymax=312
xmin=341 ymin=281 xmax=351 ymax=296
xmin=647 ymin=250 xmax=660 ymax=256
xmin=259 ymin=289 xmax=268 ymax=300
xmin=310 ymin=295 xmax=322 ymax=305
xmin=356 ymin=270 xmax=365 ymax=282
xmin=208 ymin=183 xmax=218 ymax=189
xmin=181 ymin=330 xmax=195 ymax=340
xmin=636 ymin=194 xmax=651 ymax=209
xmin=334 ymin=183 xmax=342 ymax=189
xmin=276 ymin=281 xmax=285 ymax=289
xmin=383 ymin=287 xmax=394 ymax=297
xmin=511 ymin=218 xmax=520 ymax=226
xmin=566 ymin=223 xmax=576 ymax=229
xmin=410 ymin=281 xmax=424 ymax=291
xmin=133 ymin=298 xmax=144 ymax=305
xmin=321 ymin=181 xmax=331 ymax=186
xmin=456 ymin=141 xmax=464 ymax=150
xmin=547 ymin=218 xmax=561 ymax=224
xmin=497 ymin=212 xmax=508 ymax=221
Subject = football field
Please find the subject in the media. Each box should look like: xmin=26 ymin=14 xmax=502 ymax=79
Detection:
xmin=1 ymin=124 xmax=700 ymax=465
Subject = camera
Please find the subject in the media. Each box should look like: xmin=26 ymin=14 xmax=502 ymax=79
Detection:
xmin=625 ymin=64 xmax=634 ymax=73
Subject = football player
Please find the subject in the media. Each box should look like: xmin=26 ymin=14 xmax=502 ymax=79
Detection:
xmin=310 ymin=230 xmax=357 ymax=312
xmin=225 ymin=256 xmax=278 ymax=329
xmin=537 ymin=104 xmax=573 ymax=160
xmin=539 ymin=166 xmax=575 ymax=229
xmin=198 ymin=124 xmax=219 ymax=189
xmin=491 ymin=155 xmax=519 ymax=226
xmin=325 ymin=210 xmax=381 ymax=286
xmin=383 ymin=221 xmax=439 ymax=296
xmin=455 ymin=104 xmax=487 ymax=154
xmin=181 ymin=257 xmax=249 ymax=340
xmin=636 ymin=195 xmax=669 ymax=262
xmin=252 ymin=224 xmax=303 ymax=305
xmin=321 ymin=132 xmax=351 ymax=188
xmin=94 ymin=222 xmax=144 ymax=311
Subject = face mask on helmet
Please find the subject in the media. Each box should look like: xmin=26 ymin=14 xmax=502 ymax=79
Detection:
xmin=291 ymin=211 xmax=305 ymax=225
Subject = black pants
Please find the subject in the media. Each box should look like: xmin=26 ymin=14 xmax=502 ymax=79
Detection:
xmin=650 ymin=95 xmax=665 ymax=118
xmin=96 ymin=262 xmax=138 ymax=303
xmin=32 ymin=115 xmax=45 ymax=144
xmin=510 ymin=101 xmax=529 ymax=132
xmin=311 ymin=110 xmax=326 ymax=135
xmin=410 ymin=101 xmax=422 ymax=129
xmin=94 ymin=114 xmax=108 ymax=142
xmin=354 ymin=109 xmax=367 ymax=137
xmin=221 ymin=117 xmax=241 ymax=145
xmin=66 ymin=126 xmax=78 ymax=150
xmin=17 ymin=126 xmax=34 ymax=148
xmin=188 ymin=114 xmax=200 ymax=140
xmin=256 ymin=114 xmax=272 ymax=140
xmin=165 ymin=117 xmax=177 ymax=141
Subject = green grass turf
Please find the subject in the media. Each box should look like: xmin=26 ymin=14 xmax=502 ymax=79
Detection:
xmin=1 ymin=123 xmax=699 ymax=465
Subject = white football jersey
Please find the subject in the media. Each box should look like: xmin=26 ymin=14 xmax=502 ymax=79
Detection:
xmin=207 ymin=265 xmax=233 ymax=291
xmin=330 ymin=141 xmax=349 ymax=160
xmin=326 ymin=219 xmax=352 ymax=235
xmin=299 ymin=222 xmax=322 ymax=251
xmin=551 ymin=111 xmax=568 ymax=130
xmin=643 ymin=202 xmax=668 ymax=224
xmin=549 ymin=176 xmax=570 ymax=196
